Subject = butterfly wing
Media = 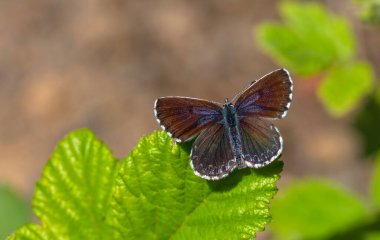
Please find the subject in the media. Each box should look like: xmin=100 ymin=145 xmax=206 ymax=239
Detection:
xmin=234 ymin=68 xmax=293 ymax=119
xmin=154 ymin=97 xmax=223 ymax=142
xmin=240 ymin=117 xmax=282 ymax=168
xmin=190 ymin=124 xmax=237 ymax=180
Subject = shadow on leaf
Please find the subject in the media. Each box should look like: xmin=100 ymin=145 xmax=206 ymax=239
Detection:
xmin=253 ymin=158 xmax=284 ymax=177
xmin=207 ymin=169 xmax=247 ymax=192
xmin=177 ymin=141 xmax=193 ymax=154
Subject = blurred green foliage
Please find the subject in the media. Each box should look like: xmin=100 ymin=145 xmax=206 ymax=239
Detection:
xmin=255 ymin=2 xmax=375 ymax=117
xmin=355 ymin=0 xmax=380 ymax=25
xmin=365 ymin=232 xmax=380 ymax=240
xmin=270 ymin=153 xmax=380 ymax=239
xmin=256 ymin=2 xmax=355 ymax=76
xmin=371 ymin=152 xmax=380 ymax=207
xmin=354 ymin=89 xmax=380 ymax=157
xmin=9 ymin=129 xmax=283 ymax=239
xmin=0 ymin=184 xmax=30 ymax=239
xmin=270 ymin=180 xmax=368 ymax=240
xmin=318 ymin=62 xmax=373 ymax=116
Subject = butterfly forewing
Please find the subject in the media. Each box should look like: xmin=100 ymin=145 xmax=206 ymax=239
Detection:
xmin=240 ymin=117 xmax=282 ymax=168
xmin=235 ymin=69 xmax=293 ymax=119
xmin=154 ymin=97 xmax=223 ymax=142
xmin=191 ymin=124 xmax=237 ymax=180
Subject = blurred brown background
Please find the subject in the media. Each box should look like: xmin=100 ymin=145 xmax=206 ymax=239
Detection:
xmin=0 ymin=0 xmax=379 ymax=210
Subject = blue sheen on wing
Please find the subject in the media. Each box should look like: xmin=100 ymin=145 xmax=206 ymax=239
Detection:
xmin=154 ymin=97 xmax=223 ymax=142
xmin=235 ymin=69 xmax=293 ymax=119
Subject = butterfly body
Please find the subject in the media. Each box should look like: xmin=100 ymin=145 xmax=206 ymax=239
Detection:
xmin=222 ymin=101 xmax=245 ymax=168
xmin=154 ymin=69 xmax=293 ymax=180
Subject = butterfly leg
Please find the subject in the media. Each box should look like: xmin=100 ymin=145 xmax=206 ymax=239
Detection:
xmin=236 ymin=156 xmax=246 ymax=169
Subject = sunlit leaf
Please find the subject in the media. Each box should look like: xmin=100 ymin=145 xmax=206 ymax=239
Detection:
xmin=109 ymin=131 xmax=283 ymax=240
xmin=9 ymin=129 xmax=120 ymax=239
xmin=318 ymin=61 xmax=374 ymax=116
xmin=7 ymin=224 xmax=53 ymax=240
xmin=270 ymin=179 xmax=368 ymax=240
xmin=9 ymin=130 xmax=283 ymax=239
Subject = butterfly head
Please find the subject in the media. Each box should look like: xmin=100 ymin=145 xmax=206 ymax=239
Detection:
xmin=223 ymin=98 xmax=232 ymax=107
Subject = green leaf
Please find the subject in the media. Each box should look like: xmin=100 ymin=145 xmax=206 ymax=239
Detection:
xmin=371 ymin=152 xmax=380 ymax=207
xmin=109 ymin=131 xmax=283 ymax=239
xmin=318 ymin=61 xmax=374 ymax=116
xmin=0 ymin=184 xmax=30 ymax=239
xmin=255 ymin=2 xmax=356 ymax=76
xmin=9 ymin=129 xmax=120 ymax=239
xmin=7 ymin=224 xmax=53 ymax=240
xmin=9 ymin=130 xmax=283 ymax=239
xmin=270 ymin=179 xmax=368 ymax=240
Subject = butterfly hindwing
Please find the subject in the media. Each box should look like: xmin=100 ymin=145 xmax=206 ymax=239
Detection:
xmin=235 ymin=68 xmax=293 ymax=119
xmin=154 ymin=97 xmax=223 ymax=142
xmin=240 ymin=117 xmax=283 ymax=168
xmin=191 ymin=124 xmax=237 ymax=180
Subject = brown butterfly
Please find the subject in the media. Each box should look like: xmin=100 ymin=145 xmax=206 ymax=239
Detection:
xmin=154 ymin=69 xmax=293 ymax=180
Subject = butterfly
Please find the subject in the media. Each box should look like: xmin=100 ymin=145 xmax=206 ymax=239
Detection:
xmin=154 ymin=69 xmax=293 ymax=180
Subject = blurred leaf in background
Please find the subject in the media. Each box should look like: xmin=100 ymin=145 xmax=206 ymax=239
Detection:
xmin=0 ymin=184 xmax=30 ymax=239
xmin=318 ymin=62 xmax=374 ymax=116
xmin=270 ymin=180 xmax=368 ymax=240
xmin=9 ymin=129 xmax=283 ymax=239
xmin=355 ymin=0 xmax=380 ymax=25
xmin=256 ymin=2 xmax=356 ymax=76
xmin=270 ymin=153 xmax=380 ymax=239
xmin=255 ymin=1 xmax=375 ymax=117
